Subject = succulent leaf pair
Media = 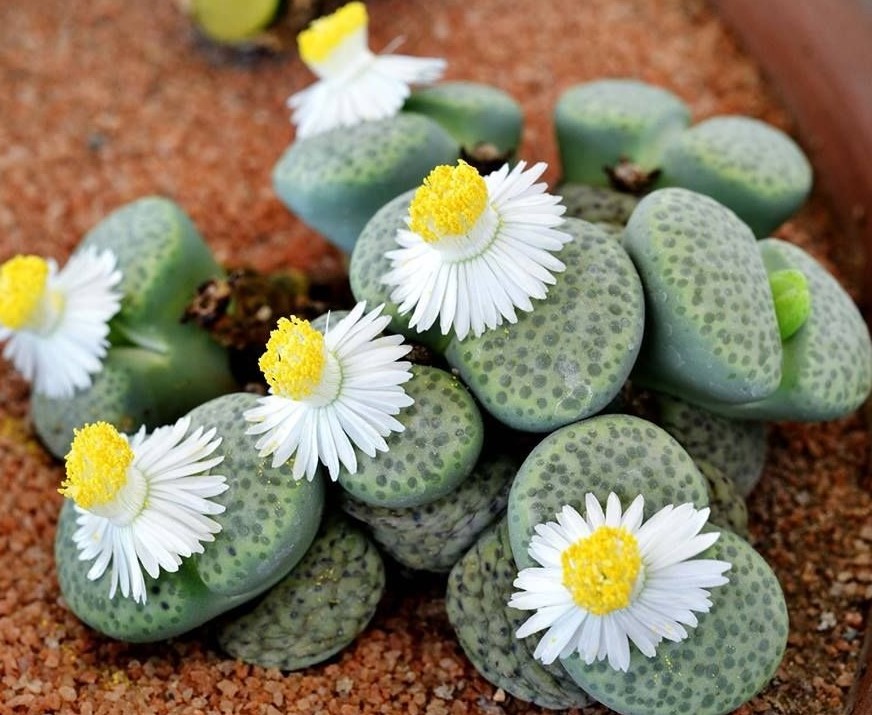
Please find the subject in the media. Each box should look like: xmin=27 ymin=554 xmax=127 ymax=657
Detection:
xmin=273 ymin=82 xmax=524 ymax=252
xmin=32 ymin=197 xmax=237 ymax=457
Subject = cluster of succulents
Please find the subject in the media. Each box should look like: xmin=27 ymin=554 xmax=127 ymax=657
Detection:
xmin=2 ymin=5 xmax=869 ymax=715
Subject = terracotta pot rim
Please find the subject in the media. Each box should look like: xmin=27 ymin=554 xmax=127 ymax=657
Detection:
xmin=712 ymin=2 xmax=872 ymax=712
xmin=713 ymin=0 xmax=872 ymax=320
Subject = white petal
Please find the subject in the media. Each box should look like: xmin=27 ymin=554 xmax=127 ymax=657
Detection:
xmin=514 ymin=603 xmax=576 ymax=640
xmin=383 ymin=162 xmax=571 ymax=340
xmin=508 ymin=492 xmax=731 ymax=673
xmin=577 ymin=614 xmax=605 ymax=664
xmin=289 ymin=36 xmax=444 ymax=138
xmin=585 ymin=493 xmax=606 ymax=528
xmin=602 ymin=615 xmax=632 ymax=672
xmin=2 ymin=248 xmax=122 ymax=398
xmin=604 ymin=492 xmax=623 ymax=526
xmin=612 ymin=609 xmax=660 ymax=658
xmin=534 ymin=607 xmax=586 ymax=665
xmin=621 ymin=494 xmax=646 ymax=532
xmin=555 ymin=505 xmax=591 ymax=541
xmin=63 ymin=415 xmax=227 ymax=603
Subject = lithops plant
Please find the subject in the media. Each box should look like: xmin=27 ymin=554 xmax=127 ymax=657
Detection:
xmin=447 ymin=518 xmax=594 ymax=709
xmin=659 ymin=116 xmax=813 ymax=237
xmin=45 ymin=60 xmax=869 ymax=711
xmin=506 ymin=413 xmax=711 ymax=570
xmin=555 ymin=79 xmax=691 ymax=189
xmin=623 ymin=187 xmax=783 ymax=406
xmin=340 ymin=449 xmax=517 ymax=573
xmin=273 ymin=114 xmax=459 ymax=253
xmin=554 ymin=80 xmax=813 ymax=237
xmin=31 ymin=197 xmax=236 ymax=457
xmin=185 ymin=393 xmax=326 ymax=596
xmin=217 ymin=514 xmax=385 ymax=670
xmin=403 ymin=81 xmax=524 ymax=163
xmin=286 ymin=1 xmax=445 ymax=140
xmin=444 ymin=217 xmax=645 ymax=432
xmin=55 ymin=392 xmax=325 ymax=642
xmin=337 ymin=364 xmax=484 ymax=508
xmin=560 ymin=528 xmax=788 ymax=715
xmin=502 ymin=413 xmax=785 ymax=713
xmin=271 ymin=1 xmax=454 ymax=252
xmin=698 ymin=237 xmax=872 ymax=421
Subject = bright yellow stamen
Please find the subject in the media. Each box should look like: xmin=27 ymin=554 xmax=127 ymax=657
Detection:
xmin=60 ymin=422 xmax=134 ymax=509
xmin=561 ymin=526 xmax=642 ymax=616
xmin=409 ymin=161 xmax=489 ymax=243
xmin=259 ymin=316 xmax=326 ymax=400
xmin=0 ymin=255 xmax=49 ymax=329
xmin=298 ymin=1 xmax=367 ymax=64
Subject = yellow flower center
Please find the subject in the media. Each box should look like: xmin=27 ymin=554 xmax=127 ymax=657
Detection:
xmin=409 ymin=161 xmax=489 ymax=243
xmin=0 ymin=255 xmax=50 ymax=329
xmin=561 ymin=525 xmax=642 ymax=616
xmin=298 ymin=1 xmax=367 ymax=64
xmin=259 ymin=316 xmax=326 ymax=400
xmin=60 ymin=422 xmax=134 ymax=510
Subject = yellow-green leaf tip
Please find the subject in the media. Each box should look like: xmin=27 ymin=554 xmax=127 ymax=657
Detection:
xmin=769 ymin=268 xmax=811 ymax=341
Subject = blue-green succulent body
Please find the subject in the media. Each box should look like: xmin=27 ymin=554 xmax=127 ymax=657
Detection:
xmin=273 ymin=114 xmax=459 ymax=253
xmin=32 ymin=197 xmax=236 ymax=458
xmin=55 ymin=393 xmax=325 ymax=643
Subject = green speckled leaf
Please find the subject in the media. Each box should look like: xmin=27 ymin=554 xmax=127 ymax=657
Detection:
xmin=273 ymin=114 xmax=459 ymax=253
xmin=624 ymin=188 xmax=782 ymax=405
xmin=647 ymin=392 xmax=766 ymax=497
xmin=33 ymin=197 xmax=236 ymax=458
xmin=187 ymin=393 xmax=325 ymax=596
xmin=507 ymin=414 xmax=710 ymax=571
xmin=217 ymin=515 xmax=384 ymax=671
xmin=562 ymin=529 xmax=788 ymax=715
xmin=445 ymin=218 xmax=645 ymax=432
xmin=404 ymin=81 xmax=523 ymax=153
xmin=341 ymin=449 xmax=516 ymax=572
xmin=338 ymin=365 xmax=483 ymax=508
xmin=55 ymin=503 xmax=237 ymax=643
xmin=699 ymin=238 xmax=872 ymax=421
xmin=697 ymin=460 xmax=749 ymax=538
xmin=446 ymin=518 xmax=594 ymax=709
xmin=79 ymin=196 xmax=225 ymax=339
xmin=659 ymin=116 xmax=812 ymax=237
xmin=54 ymin=392 xmax=325 ymax=642
xmin=32 ymin=330 xmax=235 ymax=459
xmin=555 ymin=79 xmax=690 ymax=186
xmin=33 ymin=348 xmax=168 ymax=456
xmin=558 ymin=183 xmax=639 ymax=230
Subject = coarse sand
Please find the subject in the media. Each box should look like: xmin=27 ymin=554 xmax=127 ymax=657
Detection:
xmin=0 ymin=1 xmax=869 ymax=714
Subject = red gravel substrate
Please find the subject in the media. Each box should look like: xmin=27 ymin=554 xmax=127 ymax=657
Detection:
xmin=0 ymin=1 xmax=869 ymax=714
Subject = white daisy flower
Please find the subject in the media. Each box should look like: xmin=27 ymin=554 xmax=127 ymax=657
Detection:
xmin=288 ymin=1 xmax=445 ymax=138
xmin=508 ymin=492 xmax=731 ymax=672
xmin=59 ymin=416 xmax=228 ymax=604
xmin=381 ymin=160 xmax=573 ymax=341
xmin=0 ymin=248 xmax=122 ymax=399
xmin=244 ymin=301 xmax=414 ymax=481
